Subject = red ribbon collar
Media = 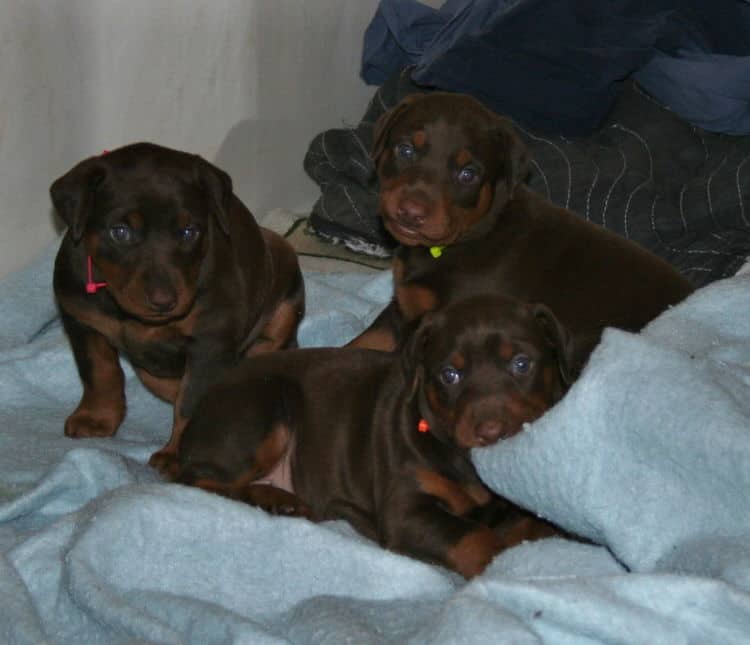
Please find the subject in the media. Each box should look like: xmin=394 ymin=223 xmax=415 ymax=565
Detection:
xmin=85 ymin=255 xmax=108 ymax=294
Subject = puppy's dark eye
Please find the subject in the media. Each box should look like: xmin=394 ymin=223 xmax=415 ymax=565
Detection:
xmin=439 ymin=366 xmax=462 ymax=385
xmin=109 ymin=224 xmax=133 ymax=245
xmin=179 ymin=224 xmax=200 ymax=244
xmin=511 ymin=353 xmax=533 ymax=376
xmin=396 ymin=142 xmax=416 ymax=160
xmin=457 ymin=165 xmax=478 ymax=185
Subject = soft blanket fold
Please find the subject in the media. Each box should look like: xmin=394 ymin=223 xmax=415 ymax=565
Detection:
xmin=1 ymin=245 xmax=749 ymax=644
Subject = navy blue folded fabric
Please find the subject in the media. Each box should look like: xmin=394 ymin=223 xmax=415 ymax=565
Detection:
xmin=362 ymin=0 xmax=750 ymax=136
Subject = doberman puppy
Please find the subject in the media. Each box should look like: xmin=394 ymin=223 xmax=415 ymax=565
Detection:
xmin=350 ymin=92 xmax=694 ymax=374
xmin=51 ymin=142 xmax=304 ymax=474
xmin=173 ymin=295 xmax=572 ymax=578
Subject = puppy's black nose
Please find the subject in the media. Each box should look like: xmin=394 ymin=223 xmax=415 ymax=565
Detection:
xmin=476 ymin=420 xmax=505 ymax=446
xmin=397 ymin=198 xmax=427 ymax=227
xmin=146 ymin=288 xmax=177 ymax=313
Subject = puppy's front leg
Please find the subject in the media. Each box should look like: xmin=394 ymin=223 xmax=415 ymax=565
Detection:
xmin=148 ymin=342 xmax=239 ymax=476
xmin=346 ymin=300 xmax=401 ymax=351
xmin=381 ymin=483 xmax=505 ymax=579
xmin=61 ymin=312 xmax=126 ymax=438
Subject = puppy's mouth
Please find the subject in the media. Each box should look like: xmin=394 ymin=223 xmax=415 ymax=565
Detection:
xmin=384 ymin=217 xmax=423 ymax=242
xmin=135 ymin=310 xmax=184 ymax=324
xmin=455 ymin=414 xmax=524 ymax=449
xmin=123 ymin=306 xmax=189 ymax=325
xmin=108 ymin=289 xmax=195 ymax=325
xmin=382 ymin=213 xmax=455 ymax=247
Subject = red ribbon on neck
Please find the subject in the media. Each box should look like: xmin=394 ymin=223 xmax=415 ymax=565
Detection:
xmin=85 ymin=256 xmax=108 ymax=294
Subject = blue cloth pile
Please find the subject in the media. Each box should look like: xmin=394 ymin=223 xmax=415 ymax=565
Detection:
xmin=1 ymin=243 xmax=749 ymax=643
xmin=363 ymin=0 xmax=750 ymax=136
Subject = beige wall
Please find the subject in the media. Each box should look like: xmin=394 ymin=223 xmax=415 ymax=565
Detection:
xmin=0 ymin=0 xmax=380 ymax=278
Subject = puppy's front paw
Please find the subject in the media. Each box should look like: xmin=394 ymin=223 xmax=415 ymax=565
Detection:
xmin=64 ymin=407 xmax=122 ymax=438
xmin=148 ymin=450 xmax=181 ymax=479
xmin=242 ymin=485 xmax=313 ymax=519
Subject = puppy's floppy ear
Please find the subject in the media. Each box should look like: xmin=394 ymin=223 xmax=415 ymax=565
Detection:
xmin=400 ymin=311 xmax=438 ymax=401
xmin=532 ymin=303 xmax=574 ymax=387
xmin=491 ymin=117 xmax=530 ymax=196
xmin=194 ymin=157 xmax=232 ymax=236
xmin=50 ymin=157 xmax=107 ymax=243
xmin=371 ymin=94 xmax=419 ymax=165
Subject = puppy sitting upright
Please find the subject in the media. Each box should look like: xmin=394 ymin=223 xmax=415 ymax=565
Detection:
xmin=174 ymin=295 xmax=572 ymax=578
xmin=51 ymin=142 xmax=304 ymax=474
xmin=350 ymin=93 xmax=694 ymax=375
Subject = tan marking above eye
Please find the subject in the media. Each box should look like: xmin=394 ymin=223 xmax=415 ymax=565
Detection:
xmin=176 ymin=212 xmax=195 ymax=229
xmin=455 ymin=149 xmax=472 ymax=167
xmin=449 ymin=352 xmax=466 ymax=370
xmin=412 ymin=130 xmax=426 ymax=148
xmin=125 ymin=212 xmax=144 ymax=229
xmin=499 ymin=340 xmax=515 ymax=361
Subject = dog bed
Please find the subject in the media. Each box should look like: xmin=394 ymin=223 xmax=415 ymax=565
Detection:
xmin=0 ymin=231 xmax=748 ymax=643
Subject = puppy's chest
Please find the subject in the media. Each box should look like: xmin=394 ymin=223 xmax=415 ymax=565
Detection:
xmin=395 ymin=248 xmax=513 ymax=319
xmin=118 ymin=322 xmax=187 ymax=377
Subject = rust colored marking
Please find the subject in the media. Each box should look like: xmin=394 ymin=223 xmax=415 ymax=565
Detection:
xmin=447 ymin=528 xmax=504 ymax=578
xmin=455 ymin=149 xmax=472 ymax=167
xmin=415 ymin=466 xmax=490 ymax=515
xmin=64 ymin=335 xmax=126 ymax=438
xmin=135 ymin=368 xmax=180 ymax=403
xmin=412 ymin=130 xmax=426 ymax=148
xmin=496 ymin=516 xmax=559 ymax=550
xmin=176 ymin=211 xmax=194 ymax=229
xmin=499 ymin=340 xmax=515 ymax=361
xmin=448 ymin=352 xmax=465 ymax=370
xmin=125 ymin=211 xmax=145 ymax=230
xmin=249 ymin=300 xmax=302 ymax=354
xmin=458 ymin=182 xmax=494 ymax=232
xmin=347 ymin=327 xmax=397 ymax=352
xmin=396 ymin=283 xmax=438 ymax=321
xmin=424 ymin=383 xmax=454 ymax=425
xmin=58 ymin=294 xmax=122 ymax=342
xmin=246 ymin=425 xmax=292 ymax=482
xmin=392 ymin=257 xmax=405 ymax=283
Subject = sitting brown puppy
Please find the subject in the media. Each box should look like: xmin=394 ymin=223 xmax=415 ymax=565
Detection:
xmin=350 ymin=92 xmax=694 ymax=375
xmin=174 ymin=295 xmax=571 ymax=578
xmin=51 ymin=142 xmax=304 ymax=474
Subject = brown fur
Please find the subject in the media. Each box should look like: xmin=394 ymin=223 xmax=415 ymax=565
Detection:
xmin=350 ymin=93 xmax=694 ymax=376
xmin=51 ymin=142 xmax=304 ymax=474
xmin=174 ymin=295 xmax=570 ymax=578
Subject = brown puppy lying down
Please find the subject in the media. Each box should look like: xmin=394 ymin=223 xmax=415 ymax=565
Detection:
xmin=174 ymin=295 xmax=572 ymax=578
xmin=350 ymin=92 xmax=694 ymax=375
xmin=51 ymin=143 xmax=304 ymax=475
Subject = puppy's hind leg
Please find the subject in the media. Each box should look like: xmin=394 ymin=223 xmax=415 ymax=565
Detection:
xmin=173 ymin=373 xmax=309 ymax=516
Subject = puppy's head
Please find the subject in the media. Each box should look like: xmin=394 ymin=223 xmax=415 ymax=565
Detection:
xmin=372 ymin=93 xmax=529 ymax=247
xmin=50 ymin=142 xmax=233 ymax=322
xmin=403 ymin=295 xmax=571 ymax=450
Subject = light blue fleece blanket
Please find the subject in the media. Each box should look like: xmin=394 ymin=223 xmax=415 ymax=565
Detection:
xmin=1 ymin=242 xmax=749 ymax=644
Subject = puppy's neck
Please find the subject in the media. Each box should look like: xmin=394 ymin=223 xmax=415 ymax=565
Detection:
xmin=456 ymin=209 xmax=501 ymax=245
xmin=452 ymin=186 xmax=519 ymax=246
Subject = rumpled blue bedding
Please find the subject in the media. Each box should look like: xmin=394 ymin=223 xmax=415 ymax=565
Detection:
xmin=1 ymin=243 xmax=749 ymax=643
xmin=362 ymin=0 xmax=750 ymax=136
